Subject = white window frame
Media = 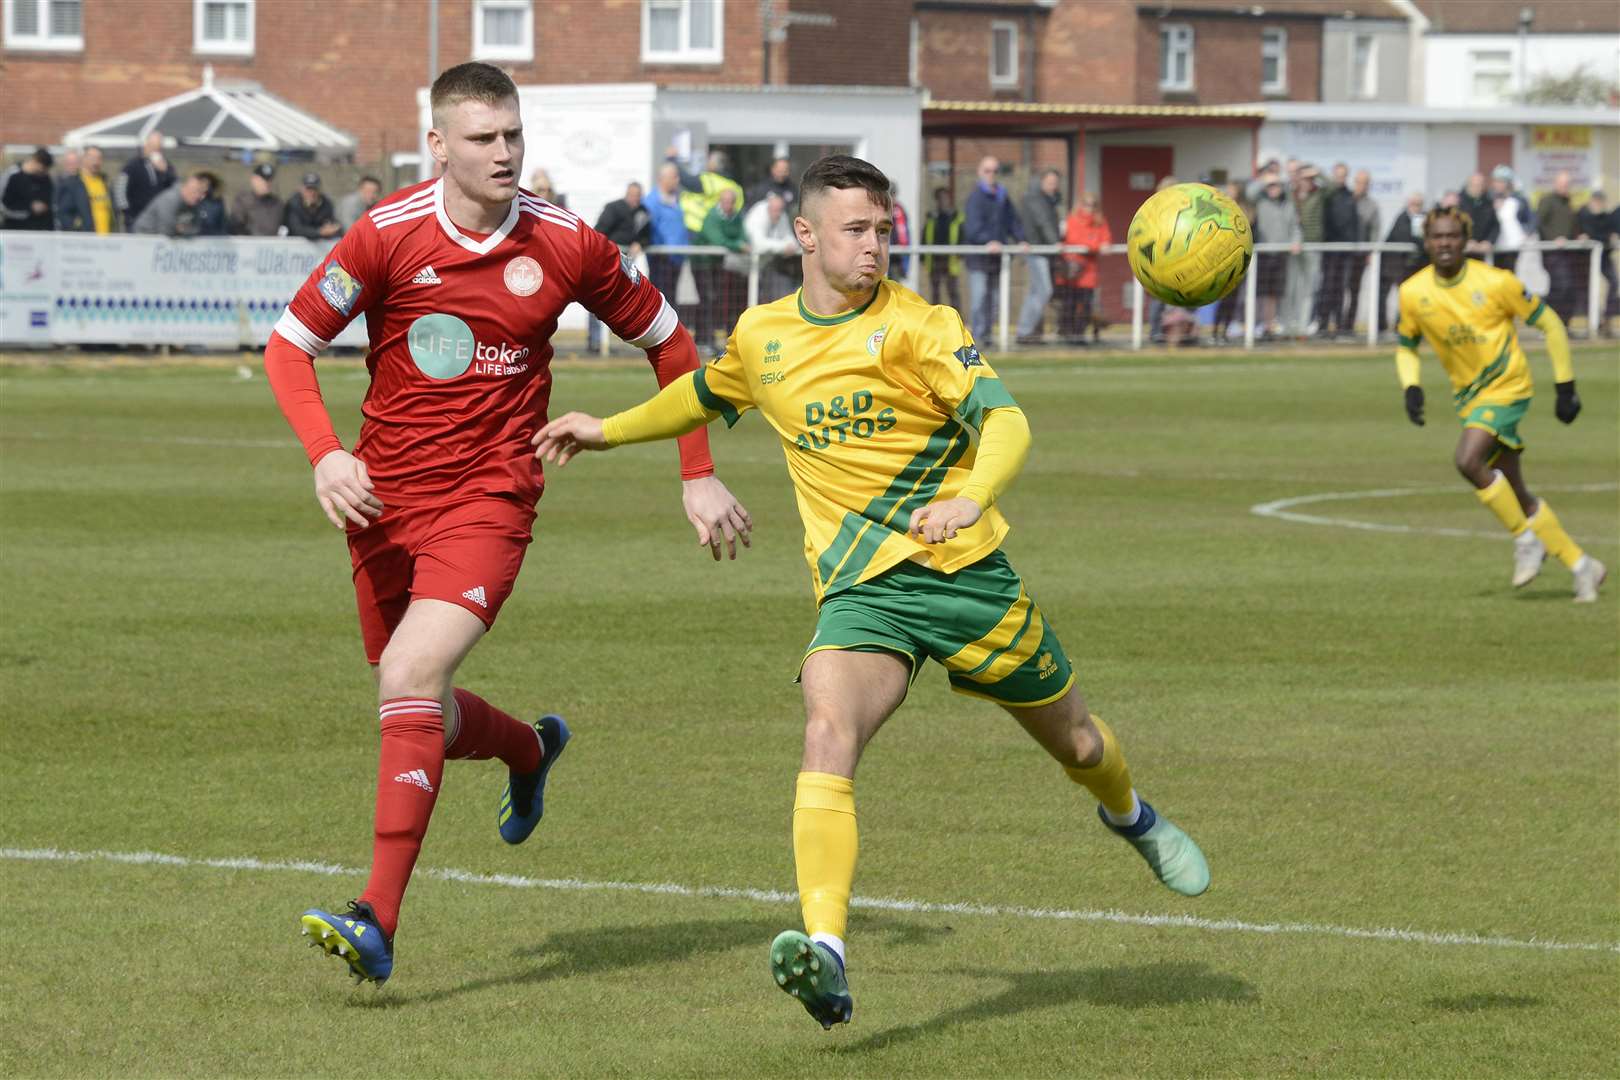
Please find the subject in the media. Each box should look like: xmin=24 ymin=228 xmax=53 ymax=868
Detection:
xmin=641 ymin=0 xmax=724 ymax=66
xmin=990 ymin=19 xmax=1019 ymax=90
xmin=1260 ymin=27 xmax=1287 ymax=94
xmin=473 ymin=0 xmax=533 ymax=63
xmin=193 ymin=0 xmax=254 ymax=58
xmin=1469 ymin=48 xmax=1513 ymax=104
xmin=1159 ymin=23 xmax=1194 ymax=92
xmin=3 ymin=0 xmax=84 ymax=51
xmin=1350 ymin=32 xmax=1379 ymax=99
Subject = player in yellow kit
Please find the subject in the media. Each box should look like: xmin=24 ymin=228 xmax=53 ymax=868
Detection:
xmin=534 ymin=156 xmax=1209 ymax=1030
xmin=1395 ymin=205 xmax=1605 ymax=602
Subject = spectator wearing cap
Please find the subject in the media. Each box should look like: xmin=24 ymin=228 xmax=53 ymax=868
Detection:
xmin=116 ymin=131 xmax=176 ymax=232
xmin=1 ymin=148 xmax=56 ymax=230
xmin=1577 ymin=188 xmax=1617 ymax=336
xmin=57 ymin=146 xmax=118 ymax=233
xmin=232 ymin=163 xmax=284 ymax=236
xmin=1489 ymin=165 xmax=1535 ymax=275
xmin=337 ymin=176 xmax=383 ymax=231
xmin=1537 ymin=170 xmax=1580 ymax=323
xmin=283 ymin=173 xmax=341 ymax=240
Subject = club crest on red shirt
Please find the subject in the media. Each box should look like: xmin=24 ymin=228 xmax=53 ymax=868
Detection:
xmin=504 ymin=256 xmax=543 ymax=297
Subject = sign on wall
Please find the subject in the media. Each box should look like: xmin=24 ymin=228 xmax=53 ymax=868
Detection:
xmin=1526 ymin=126 xmax=1596 ymax=203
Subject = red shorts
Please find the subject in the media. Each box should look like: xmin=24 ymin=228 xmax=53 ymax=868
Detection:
xmin=347 ymin=495 xmax=536 ymax=663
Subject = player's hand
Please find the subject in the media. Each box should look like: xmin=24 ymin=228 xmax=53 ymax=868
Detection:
xmin=1404 ymin=386 xmax=1425 ymax=426
xmin=1555 ymin=380 xmax=1581 ymax=424
xmin=682 ymin=475 xmax=753 ymax=561
xmin=312 ymin=449 xmax=383 ymax=530
xmin=532 ymin=412 xmax=608 ymax=466
xmin=909 ymin=496 xmax=982 ymax=544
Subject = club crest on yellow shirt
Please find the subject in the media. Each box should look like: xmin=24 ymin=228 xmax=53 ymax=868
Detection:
xmin=866 ymin=325 xmax=887 ymax=356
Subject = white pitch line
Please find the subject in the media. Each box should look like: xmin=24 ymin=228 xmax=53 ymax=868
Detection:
xmin=1251 ymin=482 xmax=1620 ymax=543
xmin=6 ymin=430 xmax=299 ymax=450
xmin=2 ymin=846 xmax=1614 ymax=957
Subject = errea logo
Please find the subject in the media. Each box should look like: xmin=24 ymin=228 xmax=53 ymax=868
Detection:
xmin=763 ymin=339 xmax=784 ymax=362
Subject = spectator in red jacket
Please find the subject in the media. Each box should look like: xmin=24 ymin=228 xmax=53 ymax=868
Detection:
xmin=1058 ymin=192 xmax=1110 ymax=344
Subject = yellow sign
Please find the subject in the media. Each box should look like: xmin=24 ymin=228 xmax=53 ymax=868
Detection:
xmin=1530 ymin=126 xmax=1590 ymax=151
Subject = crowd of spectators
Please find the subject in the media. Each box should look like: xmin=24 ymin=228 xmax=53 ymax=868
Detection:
xmin=0 ymin=132 xmax=382 ymax=243
xmin=7 ymin=135 xmax=1617 ymax=347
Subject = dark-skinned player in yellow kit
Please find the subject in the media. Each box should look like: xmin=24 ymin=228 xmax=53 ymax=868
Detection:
xmin=1394 ymin=204 xmax=1604 ymax=602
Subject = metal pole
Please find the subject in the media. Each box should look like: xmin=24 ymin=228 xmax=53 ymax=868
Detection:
xmin=1131 ymin=279 xmax=1144 ymax=350
xmin=1365 ymin=248 xmax=1380 ymax=347
xmin=748 ymin=251 xmax=761 ymax=309
xmin=1588 ymin=243 xmax=1602 ymax=340
xmin=428 ymin=0 xmax=438 ymax=84
xmin=998 ymin=249 xmax=1011 ymax=352
xmin=1243 ymin=250 xmax=1257 ymax=349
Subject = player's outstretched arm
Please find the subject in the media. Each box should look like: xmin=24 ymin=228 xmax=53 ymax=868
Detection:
xmin=910 ymin=406 xmax=1031 ymax=544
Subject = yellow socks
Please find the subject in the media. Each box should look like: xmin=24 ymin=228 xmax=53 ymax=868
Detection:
xmin=793 ymin=772 xmax=857 ymax=944
xmin=1063 ymin=714 xmax=1139 ymax=823
xmin=1527 ymin=499 xmax=1585 ymax=569
xmin=1476 ymin=471 xmax=1529 ymax=535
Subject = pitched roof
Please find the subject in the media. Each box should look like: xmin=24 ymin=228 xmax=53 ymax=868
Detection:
xmin=1133 ymin=0 xmax=1399 ymax=18
xmin=1413 ymin=0 xmax=1620 ymax=33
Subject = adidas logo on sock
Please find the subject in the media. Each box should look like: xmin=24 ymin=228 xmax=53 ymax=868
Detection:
xmin=462 ymin=585 xmax=488 ymax=608
xmin=412 ymin=265 xmax=442 ymax=285
xmin=393 ymin=768 xmax=435 ymax=793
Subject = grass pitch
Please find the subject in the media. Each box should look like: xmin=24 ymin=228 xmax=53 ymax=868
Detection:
xmin=1 ymin=345 xmax=1616 ymax=1078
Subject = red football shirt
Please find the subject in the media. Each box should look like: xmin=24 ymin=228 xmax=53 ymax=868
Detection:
xmin=274 ymin=177 xmax=707 ymax=506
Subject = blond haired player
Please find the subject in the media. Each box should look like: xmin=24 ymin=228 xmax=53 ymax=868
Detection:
xmin=534 ymin=155 xmax=1209 ymax=1030
xmin=1396 ymin=205 xmax=1604 ymax=601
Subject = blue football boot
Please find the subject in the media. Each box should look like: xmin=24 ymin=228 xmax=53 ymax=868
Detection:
xmin=770 ymin=930 xmax=853 ymax=1030
xmin=300 ymin=900 xmax=394 ymax=985
xmin=1098 ymin=799 xmax=1210 ymax=897
xmin=499 ymin=713 xmax=570 ymax=845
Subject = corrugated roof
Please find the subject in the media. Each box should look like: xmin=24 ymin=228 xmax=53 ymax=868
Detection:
xmin=63 ymin=69 xmax=355 ymax=157
xmin=1414 ymin=0 xmax=1620 ymax=33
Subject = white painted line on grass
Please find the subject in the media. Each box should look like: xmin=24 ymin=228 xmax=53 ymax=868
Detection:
xmin=1251 ymin=483 xmax=1619 ymax=544
xmin=3 ymin=846 xmax=1614 ymax=956
xmin=6 ymin=430 xmax=299 ymax=450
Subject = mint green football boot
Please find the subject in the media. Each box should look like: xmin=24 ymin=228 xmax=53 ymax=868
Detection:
xmin=769 ymin=930 xmax=852 ymax=1030
xmin=1099 ymin=800 xmax=1210 ymax=897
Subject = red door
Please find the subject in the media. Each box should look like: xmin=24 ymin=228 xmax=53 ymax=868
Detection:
xmin=1477 ymin=135 xmax=1513 ymax=177
xmin=1099 ymin=145 xmax=1174 ymax=322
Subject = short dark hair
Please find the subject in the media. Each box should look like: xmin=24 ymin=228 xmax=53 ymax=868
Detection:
xmin=31 ymin=147 xmax=53 ymax=168
xmin=799 ymin=155 xmax=892 ymax=218
xmin=1423 ymin=204 xmax=1472 ymax=242
xmin=430 ymin=62 xmax=518 ymax=126
xmin=359 ymin=175 xmax=382 ymax=187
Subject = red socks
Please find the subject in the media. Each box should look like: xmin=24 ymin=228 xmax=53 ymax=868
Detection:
xmin=446 ymin=688 xmax=541 ymax=773
xmin=357 ymin=698 xmax=445 ymax=937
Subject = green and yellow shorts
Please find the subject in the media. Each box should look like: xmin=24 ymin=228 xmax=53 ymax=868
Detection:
xmin=800 ymin=549 xmax=1076 ymax=708
xmin=1458 ymin=397 xmax=1530 ymax=452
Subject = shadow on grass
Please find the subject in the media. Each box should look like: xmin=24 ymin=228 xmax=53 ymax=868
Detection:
xmin=840 ymin=961 xmax=1257 ymax=1054
xmin=370 ymin=911 xmax=953 ymax=1008
xmin=1426 ymin=992 xmax=1544 ymax=1013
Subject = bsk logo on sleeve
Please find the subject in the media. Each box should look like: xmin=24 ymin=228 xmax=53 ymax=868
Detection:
xmin=318 ymin=261 xmax=363 ymax=315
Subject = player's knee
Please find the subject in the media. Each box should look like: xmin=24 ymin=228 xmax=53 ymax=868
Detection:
xmin=375 ymin=646 xmax=451 ymax=701
xmin=1454 ymin=446 xmax=1489 ymax=483
xmin=802 ymin=709 xmax=861 ymax=762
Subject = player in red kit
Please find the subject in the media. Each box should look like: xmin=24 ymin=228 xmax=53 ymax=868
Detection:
xmin=264 ymin=62 xmax=753 ymax=986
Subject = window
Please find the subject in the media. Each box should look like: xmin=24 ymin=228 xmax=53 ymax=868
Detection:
xmin=1470 ymin=49 xmax=1513 ymax=103
xmin=473 ymin=0 xmax=533 ymax=62
xmin=642 ymin=0 xmax=723 ymax=65
xmin=1260 ymin=27 xmax=1286 ymax=94
xmin=990 ymin=20 xmax=1018 ymax=89
xmin=1159 ymin=23 xmax=1193 ymax=91
xmin=194 ymin=0 xmax=253 ymax=56
xmin=1351 ymin=33 xmax=1378 ymax=99
xmin=4 ymin=0 xmax=83 ymax=50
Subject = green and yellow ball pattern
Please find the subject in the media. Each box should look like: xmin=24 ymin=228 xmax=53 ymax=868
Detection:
xmin=1126 ymin=182 xmax=1253 ymax=308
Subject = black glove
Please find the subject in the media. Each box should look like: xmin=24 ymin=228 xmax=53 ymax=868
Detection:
xmin=1555 ymin=380 xmax=1581 ymax=424
xmin=1404 ymin=385 xmax=1425 ymax=427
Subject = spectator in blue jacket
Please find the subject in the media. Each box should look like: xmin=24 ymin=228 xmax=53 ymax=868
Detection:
xmin=647 ymin=162 xmax=691 ymax=308
xmin=961 ymin=156 xmax=1026 ymax=345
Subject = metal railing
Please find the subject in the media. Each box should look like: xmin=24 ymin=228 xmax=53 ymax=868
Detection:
xmin=636 ymin=239 xmax=1612 ymax=354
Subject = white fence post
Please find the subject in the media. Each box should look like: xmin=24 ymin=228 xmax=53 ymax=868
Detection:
xmin=1131 ymin=279 xmax=1144 ymax=351
xmin=1365 ymin=248 xmax=1381 ymax=348
xmin=747 ymin=251 xmax=761 ymax=310
xmin=997 ymin=250 xmax=1012 ymax=353
xmin=1589 ymin=243 xmax=1603 ymax=339
xmin=1243 ymin=249 xmax=1258 ymax=349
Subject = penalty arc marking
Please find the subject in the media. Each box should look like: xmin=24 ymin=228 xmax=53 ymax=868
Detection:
xmin=1 ymin=846 xmax=1615 ymax=957
xmin=1251 ymin=482 xmax=1619 ymax=544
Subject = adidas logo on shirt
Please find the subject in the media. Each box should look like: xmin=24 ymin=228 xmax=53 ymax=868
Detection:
xmin=462 ymin=585 xmax=488 ymax=608
xmin=393 ymin=768 xmax=435 ymax=793
xmin=412 ymin=265 xmax=442 ymax=285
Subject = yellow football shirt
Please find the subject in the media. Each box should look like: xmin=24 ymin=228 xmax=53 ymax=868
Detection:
xmin=694 ymin=279 xmax=1019 ymax=602
xmin=1396 ymin=259 xmax=1544 ymax=414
